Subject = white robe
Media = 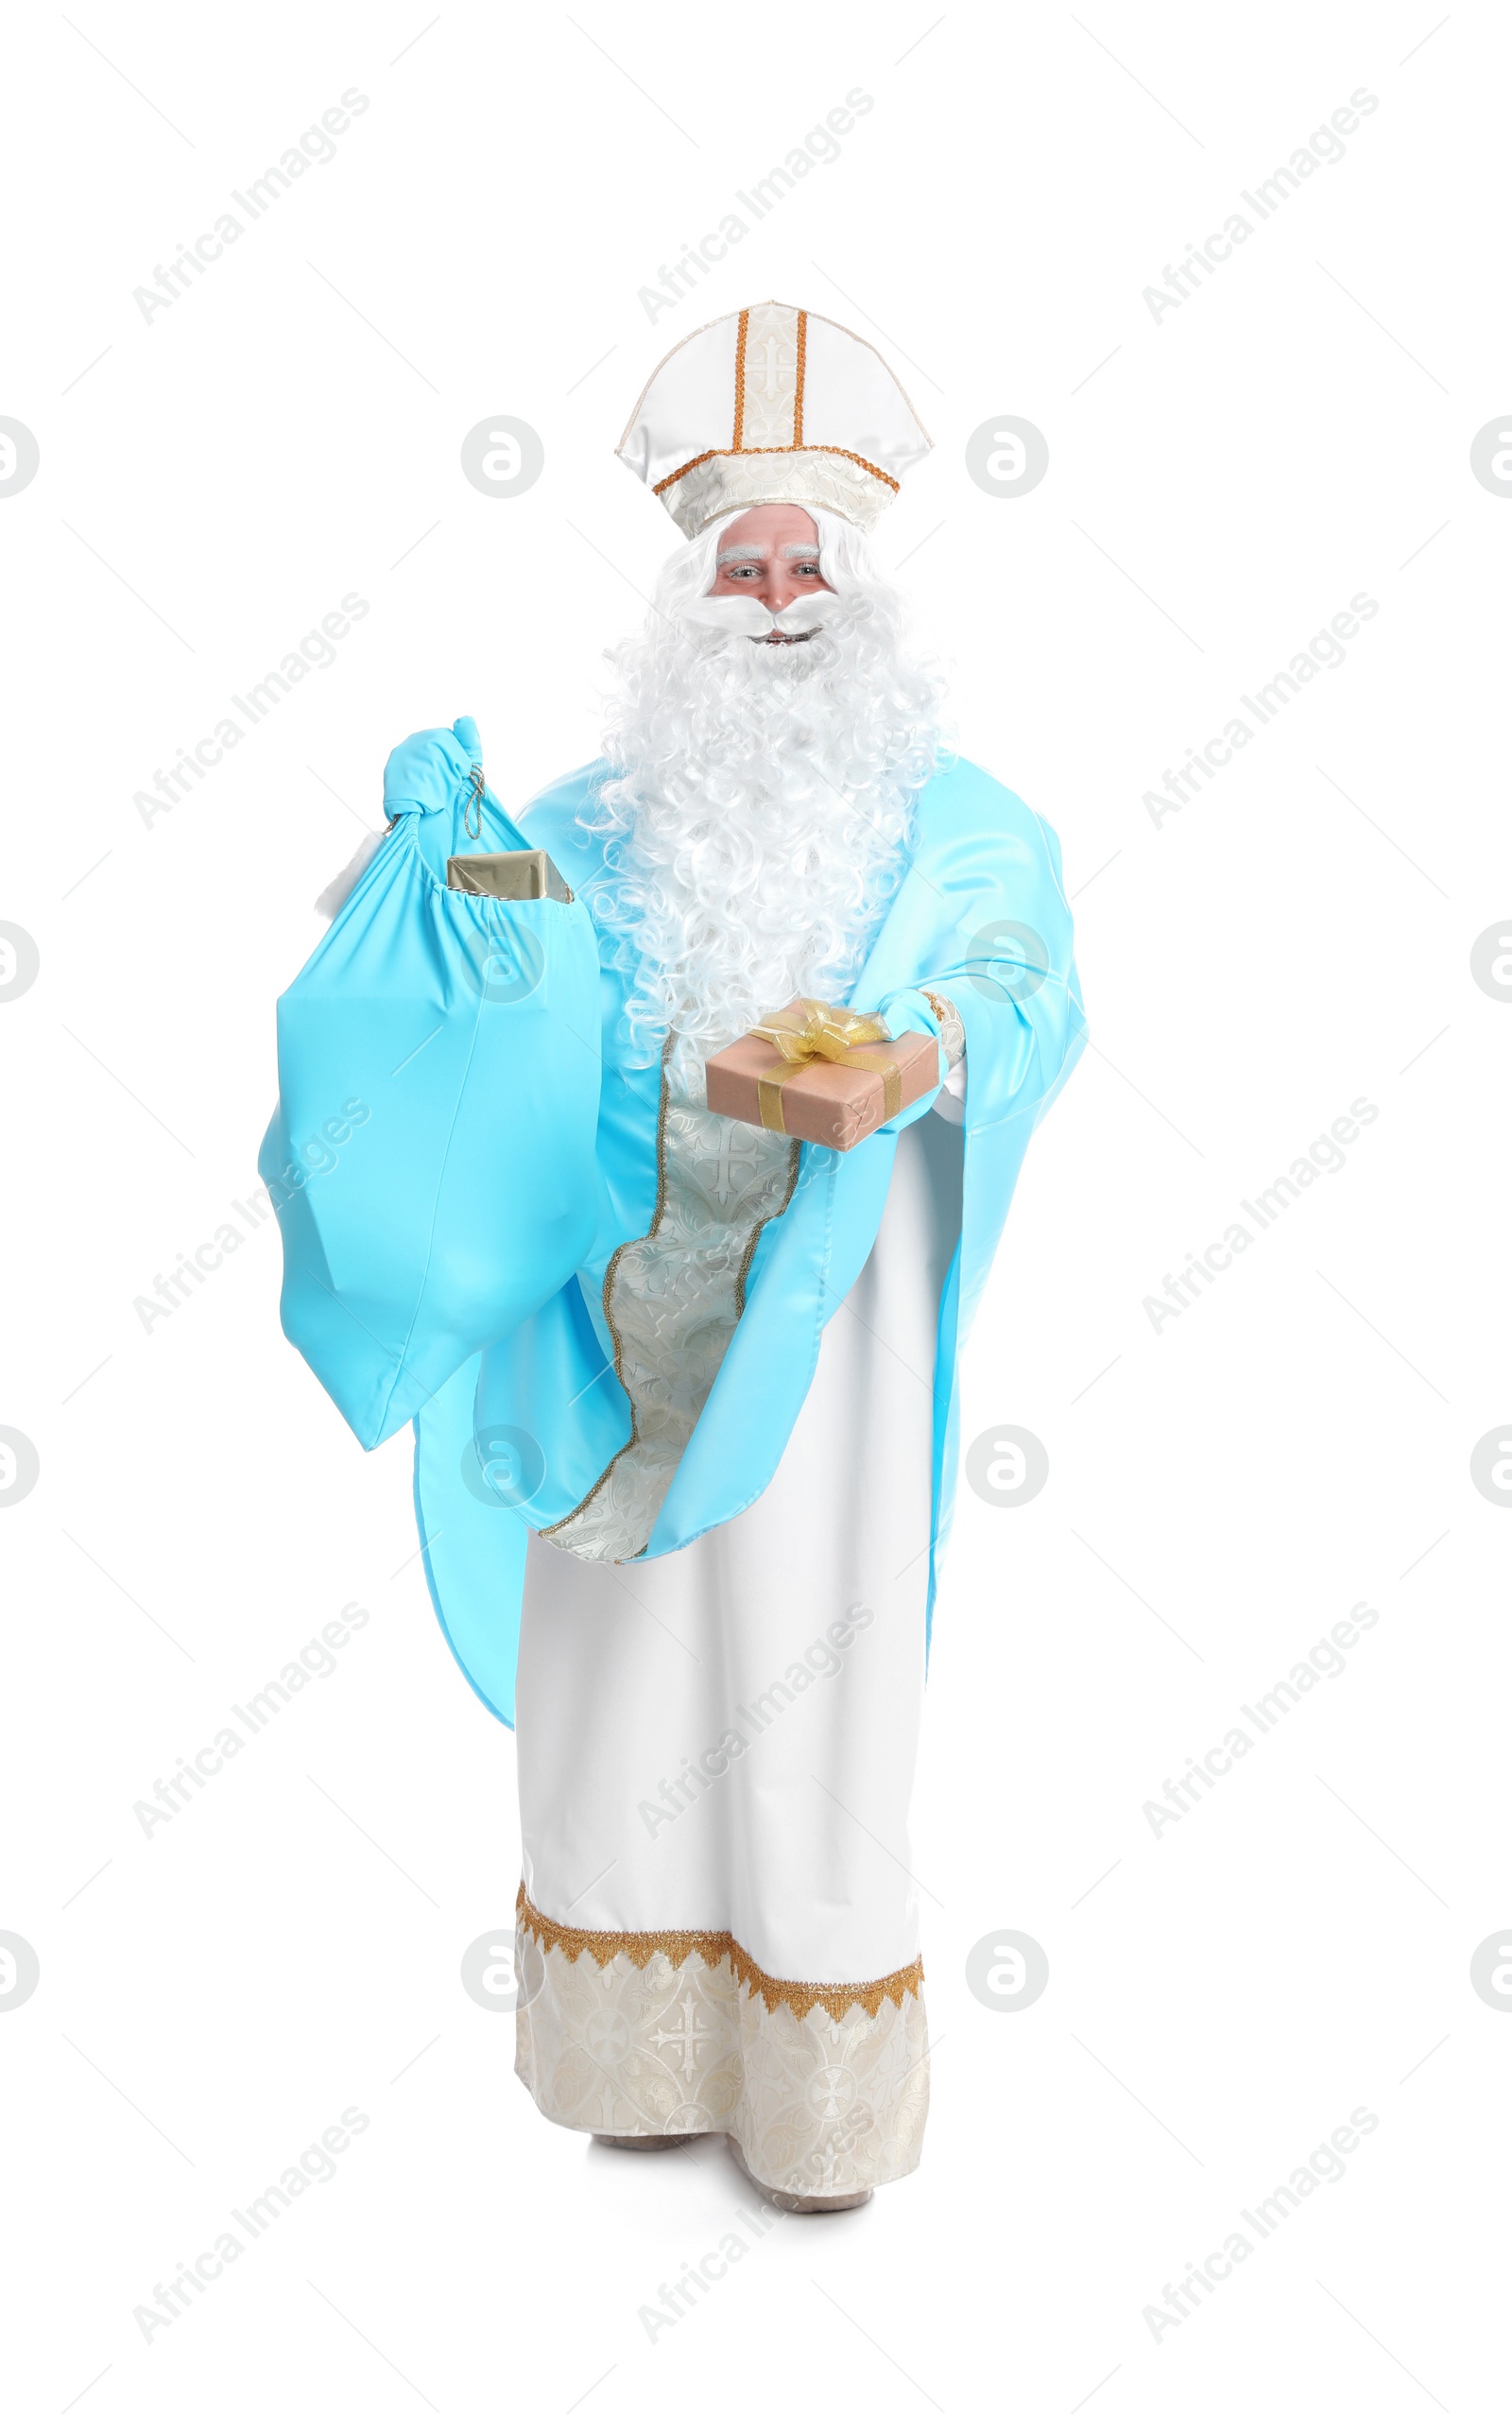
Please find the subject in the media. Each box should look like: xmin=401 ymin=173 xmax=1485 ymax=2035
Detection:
xmin=513 ymin=1100 xmax=963 ymax=2196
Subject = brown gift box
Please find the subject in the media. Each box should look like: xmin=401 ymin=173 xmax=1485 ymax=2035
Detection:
xmin=704 ymin=997 xmax=941 ymax=1151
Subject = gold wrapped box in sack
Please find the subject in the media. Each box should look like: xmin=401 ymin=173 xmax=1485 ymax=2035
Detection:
xmin=446 ymin=850 xmax=574 ymax=903
xmin=704 ymin=997 xmax=940 ymax=1151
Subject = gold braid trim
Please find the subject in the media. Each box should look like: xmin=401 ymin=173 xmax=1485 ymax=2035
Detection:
xmin=516 ymin=1883 xmax=923 ymax=2024
xmin=733 ymin=1138 xmax=798 ymax=1320
xmin=732 ymin=306 xmax=748 ymax=449
xmin=793 ymin=308 xmax=807 ymax=446
xmin=652 ymin=444 xmax=900 ymax=497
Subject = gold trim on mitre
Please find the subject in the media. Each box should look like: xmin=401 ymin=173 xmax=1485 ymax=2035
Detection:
xmin=616 ymin=299 xmax=931 ymax=537
xmin=654 ymin=443 xmax=900 ymax=538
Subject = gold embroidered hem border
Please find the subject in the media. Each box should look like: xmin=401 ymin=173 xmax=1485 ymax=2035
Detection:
xmin=515 ymin=1884 xmax=923 ymax=2024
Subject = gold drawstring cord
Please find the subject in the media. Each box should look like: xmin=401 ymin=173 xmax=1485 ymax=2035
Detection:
xmin=464 ymin=764 xmax=486 ymax=839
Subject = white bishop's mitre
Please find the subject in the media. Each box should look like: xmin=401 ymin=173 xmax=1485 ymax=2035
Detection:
xmin=617 ymin=299 xmax=932 ymax=539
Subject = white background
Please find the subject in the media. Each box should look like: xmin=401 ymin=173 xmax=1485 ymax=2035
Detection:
xmin=4 ymin=2 xmax=1507 ymax=2419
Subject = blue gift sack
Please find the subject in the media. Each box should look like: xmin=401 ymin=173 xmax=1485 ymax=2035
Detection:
xmin=258 ymin=716 xmax=602 ymax=1449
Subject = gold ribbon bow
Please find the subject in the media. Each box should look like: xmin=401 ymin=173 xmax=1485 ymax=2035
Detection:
xmin=747 ymin=999 xmax=902 ymax=1134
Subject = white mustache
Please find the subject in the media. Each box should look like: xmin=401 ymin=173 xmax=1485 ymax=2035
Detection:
xmin=679 ymin=590 xmax=847 ymax=640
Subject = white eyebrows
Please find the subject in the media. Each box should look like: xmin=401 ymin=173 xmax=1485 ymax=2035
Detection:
xmin=715 ymin=541 xmax=821 ymax=564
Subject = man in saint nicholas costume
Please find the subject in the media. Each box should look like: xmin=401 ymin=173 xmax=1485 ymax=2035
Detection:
xmin=320 ymin=302 xmax=1083 ymax=2209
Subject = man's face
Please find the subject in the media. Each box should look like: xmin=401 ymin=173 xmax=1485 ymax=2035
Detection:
xmin=706 ymin=504 xmax=832 ymax=644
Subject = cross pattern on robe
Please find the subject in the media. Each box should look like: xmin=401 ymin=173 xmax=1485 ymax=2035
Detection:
xmin=643 ymin=1254 xmax=726 ymax=1346
xmin=704 ymin=1129 xmax=741 ymax=1210
xmin=689 ymin=1118 xmax=774 ymax=1213
xmin=649 ymin=1992 xmax=720 ymax=2083
xmin=808 ymin=2063 xmax=859 ymax=2123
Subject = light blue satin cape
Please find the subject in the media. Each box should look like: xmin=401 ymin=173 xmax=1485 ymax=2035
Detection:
xmin=401 ymin=745 xmax=1086 ymax=1729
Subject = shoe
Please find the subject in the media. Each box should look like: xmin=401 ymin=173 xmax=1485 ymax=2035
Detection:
xmin=592 ymin=2132 xmax=702 ymax=2150
xmin=728 ymin=2136 xmax=873 ymax=2213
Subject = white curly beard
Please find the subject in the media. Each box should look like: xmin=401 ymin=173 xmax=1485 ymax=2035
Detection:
xmin=587 ymin=509 xmax=947 ymax=1088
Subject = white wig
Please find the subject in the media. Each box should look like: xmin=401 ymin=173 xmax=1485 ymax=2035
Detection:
xmin=589 ymin=508 xmax=947 ymax=1074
